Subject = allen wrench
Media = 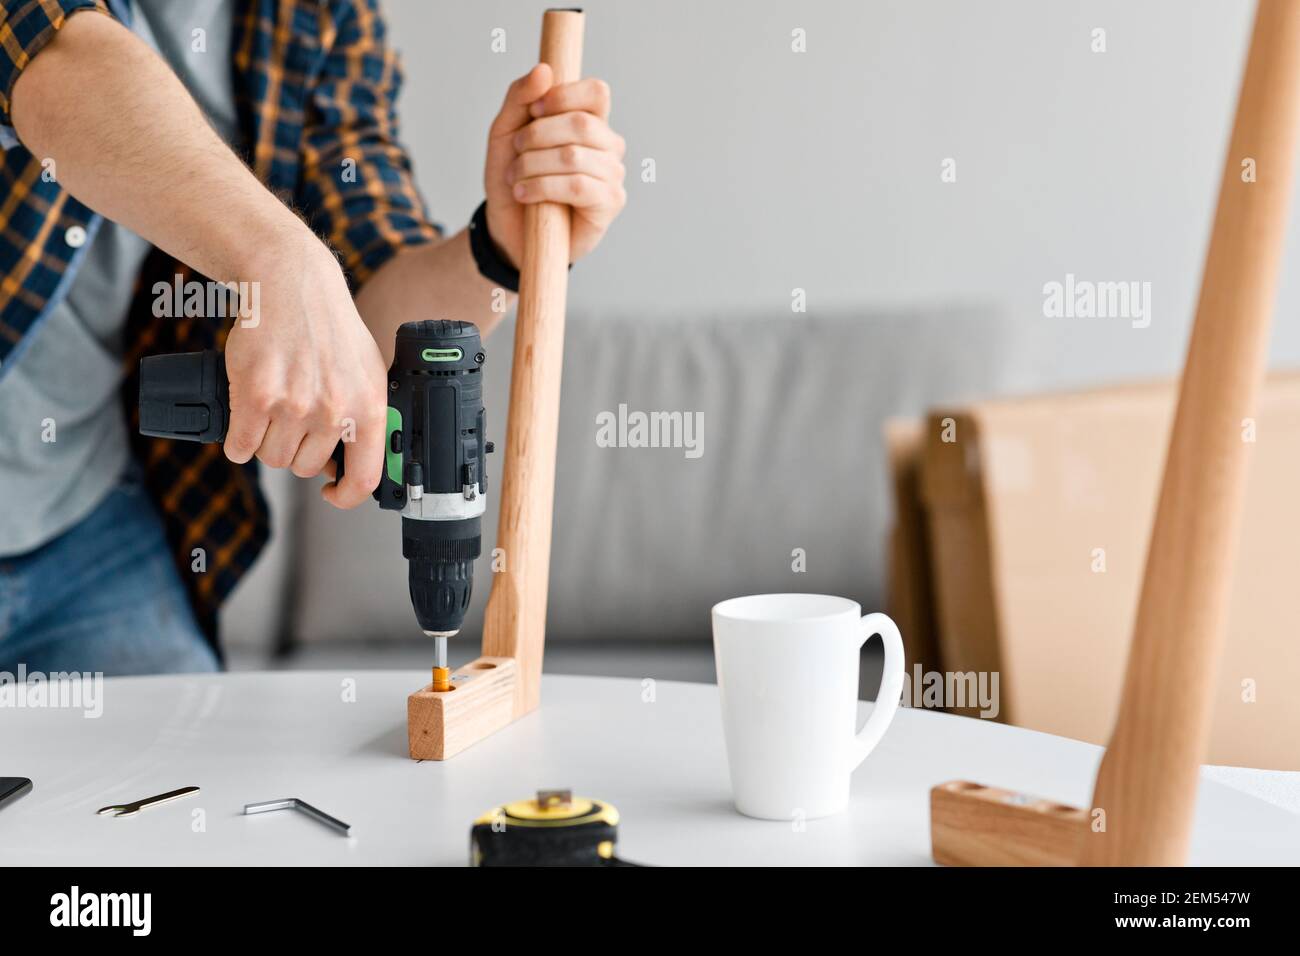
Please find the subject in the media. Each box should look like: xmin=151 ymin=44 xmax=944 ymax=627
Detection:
xmin=242 ymin=798 xmax=352 ymax=837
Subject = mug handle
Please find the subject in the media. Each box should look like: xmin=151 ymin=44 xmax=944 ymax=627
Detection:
xmin=850 ymin=612 xmax=906 ymax=769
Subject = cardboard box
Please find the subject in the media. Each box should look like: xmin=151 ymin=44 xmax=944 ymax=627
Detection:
xmin=909 ymin=374 xmax=1300 ymax=769
xmin=884 ymin=419 xmax=941 ymax=675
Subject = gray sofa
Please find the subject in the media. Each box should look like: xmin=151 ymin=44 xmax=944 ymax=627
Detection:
xmin=223 ymin=307 xmax=1056 ymax=678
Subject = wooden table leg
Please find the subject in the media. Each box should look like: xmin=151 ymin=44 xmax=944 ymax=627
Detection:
xmin=407 ymin=9 xmax=585 ymax=761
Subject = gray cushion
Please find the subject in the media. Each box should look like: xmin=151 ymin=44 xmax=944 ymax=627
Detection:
xmin=288 ymin=307 xmax=1030 ymax=644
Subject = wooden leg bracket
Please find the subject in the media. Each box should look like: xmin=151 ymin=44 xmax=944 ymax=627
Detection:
xmin=407 ymin=657 xmax=518 ymax=761
xmin=930 ymin=781 xmax=1087 ymax=867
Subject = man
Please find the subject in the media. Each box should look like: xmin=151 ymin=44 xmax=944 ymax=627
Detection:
xmin=0 ymin=0 xmax=626 ymax=674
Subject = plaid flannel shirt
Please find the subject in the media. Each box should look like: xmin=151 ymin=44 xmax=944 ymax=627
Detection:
xmin=0 ymin=0 xmax=439 ymax=648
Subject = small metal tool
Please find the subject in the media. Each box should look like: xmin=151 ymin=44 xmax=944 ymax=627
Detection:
xmin=243 ymin=798 xmax=352 ymax=837
xmin=97 ymin=786 xmax=200 ymax=818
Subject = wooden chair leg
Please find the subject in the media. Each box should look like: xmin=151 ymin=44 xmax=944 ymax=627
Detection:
xmin=931 ymin=0 xmax=1300 ymax=864
xmin=407 ymin=9 xmax=585 ymax=760
xmin=1082 ymin=0 xmax=1300 ymax=866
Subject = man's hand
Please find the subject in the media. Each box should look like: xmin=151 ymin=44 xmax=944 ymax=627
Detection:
xmin=484 ymin=64 xmax=627 ymax=268
xmin=223 ymin=237 xmax=388 ymax=509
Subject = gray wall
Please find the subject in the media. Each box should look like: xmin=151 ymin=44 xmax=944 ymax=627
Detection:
xmin=228 ymin=0 xmax=1300 ymax=652
xmin=388 ymin=0 xmax=1300 ymax=387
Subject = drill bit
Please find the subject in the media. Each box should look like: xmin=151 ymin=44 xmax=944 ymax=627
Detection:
xmin=426 ymin=630 xmax=454 ymax=692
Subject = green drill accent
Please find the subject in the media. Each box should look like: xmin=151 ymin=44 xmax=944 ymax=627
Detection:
xmin=385 ymin=406 xmax=403 ymax=485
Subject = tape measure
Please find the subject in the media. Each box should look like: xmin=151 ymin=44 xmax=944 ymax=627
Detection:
xmin=469 ymin=790 xmax=644 ymax=867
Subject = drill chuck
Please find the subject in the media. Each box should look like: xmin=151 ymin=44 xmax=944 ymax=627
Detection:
xmin=403 ymin=514 xmax=481 ymax=635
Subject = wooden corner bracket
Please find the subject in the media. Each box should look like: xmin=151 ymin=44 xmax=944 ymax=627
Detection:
xmin=407 ymin=8 xmax=585 ymax=761
xmin=930 ymin=781 xmax=1087 ymax=867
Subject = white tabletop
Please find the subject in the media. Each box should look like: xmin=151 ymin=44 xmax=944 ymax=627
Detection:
xmin=6 ymin=672 xmax=1298 ymax=865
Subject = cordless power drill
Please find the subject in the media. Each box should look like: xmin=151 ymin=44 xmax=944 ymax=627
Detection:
xmin=137 ymin=320 xmax=491 ymax=687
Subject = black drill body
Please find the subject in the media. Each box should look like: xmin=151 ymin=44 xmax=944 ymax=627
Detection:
xmin=380 ymin=321 xmax=490 ymax=637
xmin=138 ymin=320 xmax=491 ymax=641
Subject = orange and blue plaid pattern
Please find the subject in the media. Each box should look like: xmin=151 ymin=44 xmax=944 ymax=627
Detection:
xmin=0 ymin=0 xmax=440 ymax=649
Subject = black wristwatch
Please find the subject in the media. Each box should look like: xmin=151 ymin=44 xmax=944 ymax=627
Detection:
xmin=468 ymin=200 xmax=520 ymax=293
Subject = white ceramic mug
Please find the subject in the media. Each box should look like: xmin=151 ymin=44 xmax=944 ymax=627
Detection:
xmin=711 ymin=593 xmax=906 ymax=821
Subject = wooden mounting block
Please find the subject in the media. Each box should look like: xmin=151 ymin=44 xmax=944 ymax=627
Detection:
xmin=408 ymin=658 xmax=516 ymax=761
xmin=408 ymin=8 xmax=584 ymax=761
xmin=931 ymin=782 xmax=1087 ymax=867
xmin=931 ymin=0 xmax=1300 ymax=865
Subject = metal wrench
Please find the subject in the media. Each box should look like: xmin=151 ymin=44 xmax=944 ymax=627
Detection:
xmin=97 ymin=786 xmax=200 ymax=817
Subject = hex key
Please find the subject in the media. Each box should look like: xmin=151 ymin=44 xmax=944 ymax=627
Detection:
xmin=242 ymin=798 xmax=352 ymax=837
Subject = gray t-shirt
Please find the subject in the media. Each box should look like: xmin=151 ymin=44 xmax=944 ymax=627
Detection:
xmin=0 ymin=0 xmax=237 ymax=556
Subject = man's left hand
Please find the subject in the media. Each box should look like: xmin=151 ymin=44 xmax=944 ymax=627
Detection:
xmin=484 ymin=64 xmax=627 ymax=269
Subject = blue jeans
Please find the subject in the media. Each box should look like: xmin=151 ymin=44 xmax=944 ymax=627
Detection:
xmin=0 ymin=467 xmax=219 ymax=675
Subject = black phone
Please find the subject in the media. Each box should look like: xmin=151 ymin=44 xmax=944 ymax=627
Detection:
xmin=0 ymin=777 xmax=32 ymax=811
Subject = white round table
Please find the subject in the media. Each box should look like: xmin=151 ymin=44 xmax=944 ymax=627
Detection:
xmin=5 ymin=672 xmax=1297 ymax=865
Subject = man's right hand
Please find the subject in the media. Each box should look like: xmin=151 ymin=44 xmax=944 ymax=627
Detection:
xmin=223 ymin=235 xmax=388 ymax=510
